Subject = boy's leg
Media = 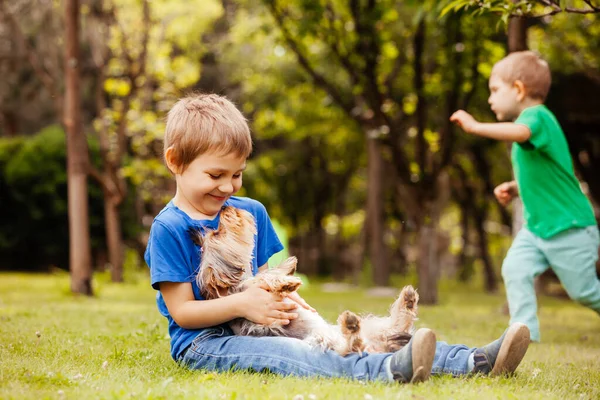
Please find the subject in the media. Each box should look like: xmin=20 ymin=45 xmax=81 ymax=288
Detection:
xmin=432 ymin=323 xmax=530 ymax=376
xmin=502 ymin=229 xmax=549 ymax=342
xmin=543 ymin=226 xmax=600 ymax=313
xmin=179 ymin=326 xmax=436 ymax=383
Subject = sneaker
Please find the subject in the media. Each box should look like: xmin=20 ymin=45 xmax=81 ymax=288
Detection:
xmin=389 ymin=328 xmax=436 ymax=383
xmin=472 ymin=323 xmax=530 ymax=376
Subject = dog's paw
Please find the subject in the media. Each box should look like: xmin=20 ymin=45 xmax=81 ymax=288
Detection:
xmin=275 ymin=276 xmax=302 ymax=294
xmin=399 ymin=285 xmax=419 ymax=312
xmin=339 ymin=310 xmax=361 ymax=334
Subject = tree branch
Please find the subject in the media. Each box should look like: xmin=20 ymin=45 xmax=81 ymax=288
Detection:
xmin=0 ymin=0 xmax=63 ymax=115
xmin=321 ymin=2 xmax=362 ymax=87
xmin=267 ymin=0 xmax=355 ymax=116
xmin=414 ymin=17 xmax=427 ymax=177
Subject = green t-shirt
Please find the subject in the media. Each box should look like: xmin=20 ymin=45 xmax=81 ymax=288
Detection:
xmin=512 ymin=104 xmax=596 ymax=239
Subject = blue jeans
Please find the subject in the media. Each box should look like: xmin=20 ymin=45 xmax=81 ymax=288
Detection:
xmin=179 ymin=326 xmax=476 ymax=382
xmin=502 ymin=226 xmax=600 ymax=342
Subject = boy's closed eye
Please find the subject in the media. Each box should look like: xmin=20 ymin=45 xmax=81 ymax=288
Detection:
xmin=208 ymin=173 xmax=242 ymax=180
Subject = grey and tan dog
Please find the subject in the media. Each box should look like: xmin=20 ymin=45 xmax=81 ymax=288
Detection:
xmin=194 ymin=206 xmax=419 ymax=356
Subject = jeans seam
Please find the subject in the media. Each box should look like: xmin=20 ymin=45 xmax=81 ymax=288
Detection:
xmin=187 ymin=351 xmax=344 ymax=377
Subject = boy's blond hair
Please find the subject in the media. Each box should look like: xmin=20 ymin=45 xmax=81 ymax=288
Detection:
xmin=491 ymin=51 xmax=551 ymax=101
xmin=164 ymin=93 xmax=252 ymax=170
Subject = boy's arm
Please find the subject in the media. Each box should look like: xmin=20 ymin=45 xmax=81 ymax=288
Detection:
xmin=450 ymin=110 xmax=531 ymax=143
xmin=160 ymin=281 xmax=298 ymax=329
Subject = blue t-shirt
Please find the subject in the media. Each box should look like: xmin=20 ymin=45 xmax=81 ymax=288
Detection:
xmin=144 ymin=196 xmax=284 ymax=360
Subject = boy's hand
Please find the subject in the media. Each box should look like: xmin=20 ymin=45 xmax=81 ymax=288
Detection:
xmin=450 ymin=110 xmax=480 ymax=134
xmin=494 ymin=181 xmax=518 ymax=206
xmin=285 ymin=291 xmax=316 ymax=313
xmin=240 ymin=285 xmax=298 ymax=326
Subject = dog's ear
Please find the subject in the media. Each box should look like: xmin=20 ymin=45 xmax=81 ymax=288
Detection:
xmin=188 ymin=227 xmax=204 ymax=247
xmin=198 ymin=264 xmax=222 ymax=299
xmin=271 ymin=256 xmax=298 ymax=276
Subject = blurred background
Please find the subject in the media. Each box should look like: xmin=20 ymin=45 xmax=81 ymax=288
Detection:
xmin=0 ymin=0 xmax=598 ymax=304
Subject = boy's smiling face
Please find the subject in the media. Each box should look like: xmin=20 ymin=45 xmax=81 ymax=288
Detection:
xmin=170 ymin=150 xmax=247 ymax=220
xmin=488 ymin=74 xmax=522 ymax=122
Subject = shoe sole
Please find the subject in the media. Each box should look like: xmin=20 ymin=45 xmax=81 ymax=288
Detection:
xmin=490 ymin=323 xmax=530 ymax=376
xmin=410 ymin=328 xmax=436 ymax=383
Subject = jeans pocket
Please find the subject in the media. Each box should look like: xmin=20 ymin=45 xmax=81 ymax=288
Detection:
xmin=187 ymin=326 xmax=230 ymax=354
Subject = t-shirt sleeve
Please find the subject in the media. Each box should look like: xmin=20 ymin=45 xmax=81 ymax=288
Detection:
xmin=145 ymin=221 xmax=194 ymax=290
xmin=254 ymin=202 xmax=284 ymax=267
xmin=515 ymin=107 xmax=549 ymax=150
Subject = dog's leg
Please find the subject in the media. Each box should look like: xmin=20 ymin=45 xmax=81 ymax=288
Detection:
xmin=337 ymin=311 xmax=365 ymax=356
xmin=390 ymin=285 xmax=419 ymax=332
xmin=269 ymin=256 xmax=298 ymax=276
xmin=380 ymin=285 xmax=419 ymax=352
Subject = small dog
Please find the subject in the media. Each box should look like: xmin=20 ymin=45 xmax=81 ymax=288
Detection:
xmin=193 ymin=206 xmax=419 ymax=356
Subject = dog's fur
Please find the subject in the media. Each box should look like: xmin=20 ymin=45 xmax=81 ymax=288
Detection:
xmin=193 ymin=206 xmax=419 ymax=355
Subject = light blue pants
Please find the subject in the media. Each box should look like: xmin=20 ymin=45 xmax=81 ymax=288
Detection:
xmin=179 ymin=326 xmax=476 ymax=381
xmin=502 ymin=226 xmax=600 ymax=342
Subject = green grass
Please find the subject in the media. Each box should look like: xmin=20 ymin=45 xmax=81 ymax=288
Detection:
xmin=1 ymin=271 xmax=599 ymax=399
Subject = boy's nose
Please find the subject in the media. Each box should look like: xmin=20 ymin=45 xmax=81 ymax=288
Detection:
xmin=218 ymin=181 xmax=235 ymax=194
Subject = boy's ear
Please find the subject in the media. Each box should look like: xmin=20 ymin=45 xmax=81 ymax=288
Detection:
xmin=514 ymin=80 xmax=526 ymax=101
xmin=164 ymin=146 xmax=182 ymax=174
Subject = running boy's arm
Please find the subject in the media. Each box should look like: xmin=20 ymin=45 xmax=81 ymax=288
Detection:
xmin=450 ymin=110 xmax=531 ymax=143
xmin=160 ymin=281 xmax=298 ymax=329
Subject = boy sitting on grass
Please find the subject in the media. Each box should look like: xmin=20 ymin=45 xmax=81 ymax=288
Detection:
xmin=451 ymin=51 xmax=600 ymax=343
xmin=145 ymin=92 xmax=530 ymax=384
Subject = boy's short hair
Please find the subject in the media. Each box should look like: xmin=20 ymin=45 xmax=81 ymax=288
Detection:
xmin=491 ymin=51 xmax=551 ymax=101
xmin=164 ymin=93 xmax=252 ymax=170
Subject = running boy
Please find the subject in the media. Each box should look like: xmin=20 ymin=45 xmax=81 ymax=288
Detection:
xmin=450 ymin=51 xmax=600 ymax=342
xmin=145 ymin=93 xmax=530 ymax=383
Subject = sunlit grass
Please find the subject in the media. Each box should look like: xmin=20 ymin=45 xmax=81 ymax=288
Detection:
xmin=1 ymin=271 xmax=599 ymax=399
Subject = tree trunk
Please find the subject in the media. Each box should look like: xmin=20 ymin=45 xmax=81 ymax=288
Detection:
xmin=65 ymin=0 xmax=93 ymax=295
xmin=508 ymin=12 xmax=528 ymax=235
xmin=508 ymin=17 xmax=528 ymax=52
xmin=105 ymin=192 xmax=124 ymax=282
xmin=457 ymin=201 xmax=472 ymax=282
xmin=417 ymin=217 xmax=438 ymax=304
xmin=366 ymin=137 xmax=388 ymax=286
xmin=474 ymin=207 xmax=498 ymax=292
xmin=332 ymin=194 xmax=346 ymax=281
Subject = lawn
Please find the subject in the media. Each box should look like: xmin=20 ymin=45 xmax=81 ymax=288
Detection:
xmin=1 ymin=271 xmax=599 ymax=399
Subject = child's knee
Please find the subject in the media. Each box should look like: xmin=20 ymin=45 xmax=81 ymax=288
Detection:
xmin=566 ymin=282 xmax=600 ymax=307
xmin=501 ymin=258 xmax=525 ymax=281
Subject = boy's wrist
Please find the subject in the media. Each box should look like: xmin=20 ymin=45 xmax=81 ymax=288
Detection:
xmin=470 ymin=122 xmax=483 ymax=135
xmin=230 ymin=291 xmax=247 ymax=319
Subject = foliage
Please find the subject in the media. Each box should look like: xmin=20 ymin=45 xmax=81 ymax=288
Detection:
xmin=441 ymin=0 xmax=600 ymax=22
xmin=0 ymin=126 xmax=139 ymax=271
xmin=1 ymin=272 xmax=600 ymax=399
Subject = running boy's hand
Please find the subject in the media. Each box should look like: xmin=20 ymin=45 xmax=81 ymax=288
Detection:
xmin=494 ymin=181 xmax=518 ymax=206
xmin=450 ymin=110 xmax=480 ymax=134
xmin=241 ymin=285 xmax=298 ymax=326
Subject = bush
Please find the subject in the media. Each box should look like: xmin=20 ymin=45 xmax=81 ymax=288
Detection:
xmin=0 ymin=125 xmax=138 ymax=271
